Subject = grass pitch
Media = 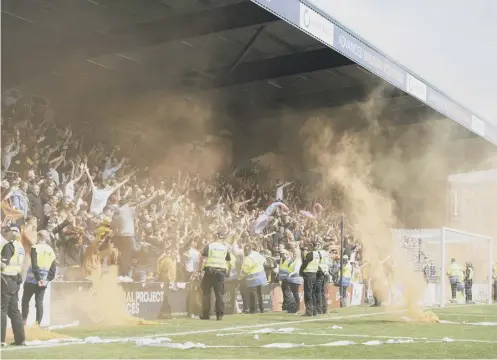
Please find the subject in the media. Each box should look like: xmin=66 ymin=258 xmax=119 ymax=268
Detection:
xmin=2 ymin=304 xmax=496 ymax=359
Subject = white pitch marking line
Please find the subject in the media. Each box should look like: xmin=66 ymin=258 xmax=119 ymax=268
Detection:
xmin=152 ymin=303 xmax=493 ymax=338
xmin=2 ymin=310 xmax=396 ymax=352
xmin=148 ymin=310 xmax=404 ymax=338
xmin=4 ymin=303 xmax=493 ymax=352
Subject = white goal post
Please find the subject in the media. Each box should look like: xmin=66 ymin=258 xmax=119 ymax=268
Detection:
xmin=391 ymin=227 xmax=493 ymax=307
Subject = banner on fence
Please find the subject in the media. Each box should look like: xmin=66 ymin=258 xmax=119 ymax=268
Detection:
xmin=47 ymin=280 xmax=368 ymax=326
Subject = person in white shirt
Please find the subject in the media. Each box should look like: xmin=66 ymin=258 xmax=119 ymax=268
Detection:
xmin=64 ymin=161 xmax=85 ymax=202
xmin=113 ymin=190 xmax=162 ymax=282
xmin=86 ymin=166 xmax=132 ymax=215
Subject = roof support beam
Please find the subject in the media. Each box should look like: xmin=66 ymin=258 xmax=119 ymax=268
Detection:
xmin=3 ymin=1 xmax=278 ymax=88
xmin=227 ymin=25 xmax=266 ymax=75
xmin=104 ymin=48 xmax=356 ymax=94
xmin=214 ymin=48 xmax=354 ymax=87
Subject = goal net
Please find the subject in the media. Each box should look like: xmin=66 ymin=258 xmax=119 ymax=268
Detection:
xmin=391 ymin=227 xmax=493 ymax=307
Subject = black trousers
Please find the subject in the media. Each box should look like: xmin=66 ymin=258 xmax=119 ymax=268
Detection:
xmin=315 ymin=273 xmax=327 ymax=314
xmin=464 ymin=279 xmax=473 ymax=302
xmin=284 ymin=282 xmax=301 ymax=313
xmin=186 ymin=280 xmax=199 ymax=316
xmin=201 ymin=268 xmax=225 ymax=317
xmin=281 ymin=281 xmax=288 ymax=311
xmin=248 ymin=285 xmax=264 ymax=313
xmin=239 ymin=281 xmax=249 ymax=312
xmin=370 ymin=278 xmax=381 ymax=306
xmin=303 ymin=272 xmax=317 ymax=316
xmin=21 ymin=282 xmax=47 ymax=325
xmin=1 ymin=275 xmax=25 ymax=344
xmin=114 ymin=235 xmax=134 ymax=277
xmin=158 ymin=281 xmax=171 ymax=319
xmin=450 ymin=282 xmax=458 ymax=299
xmin=493 ymin=281 xmax=497 ymax=302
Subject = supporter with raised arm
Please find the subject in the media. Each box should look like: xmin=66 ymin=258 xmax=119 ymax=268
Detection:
xmin=86 ymin=166 xmax=134 ymax=215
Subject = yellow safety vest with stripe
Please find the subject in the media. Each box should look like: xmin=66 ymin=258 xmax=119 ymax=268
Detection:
xmin=278 ymin=258 xmax=291 ymax=281
xmin=493 ymin=264 xmax=497 ymax=281
xmin=341 ymin=262 xmax=352 ymax=286
xmin=0 ymin=239 xmax=25 ymax=277
xmin=317 ymin=250 xmax=330 ymax=274
xmin=447 ymin=262 xmax=461 ymax=284
xmin=204 ymin=242 xmax=228 ymax=270
xmin=287 ymin=259 xmax=304 ymax=285
xmin=303 ymin=251 xmax=319 ymax=273
xmin=241 ymin=251 xmax=268 ymax=288
xmin=25 ymin=243 xmax=56 ymax=284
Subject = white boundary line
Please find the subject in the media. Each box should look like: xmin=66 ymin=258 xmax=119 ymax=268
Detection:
xmin=1 ymin=310 xmax=399 ymax=352
xmin=3 ymin=304 xmax=494 ymax=352
xmin=148 ymin=310 xmax=403 ymax=338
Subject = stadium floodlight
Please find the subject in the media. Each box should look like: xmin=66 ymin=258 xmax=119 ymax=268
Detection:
xmin=391 ymin=227 xmax=493 ymax=307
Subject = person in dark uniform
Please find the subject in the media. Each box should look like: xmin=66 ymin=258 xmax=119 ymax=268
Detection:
xmin=464 ymin=262 xmax=474 ymax=304
xmin=200 ymin=233 xmax=231 ymax=321
xmin=21 ymin=230 xmax=57 ymax=326
xmin=1 ymin=224 xmax=26 ymax=347
xmin=300 ymin=242 xmax=320 ymax=316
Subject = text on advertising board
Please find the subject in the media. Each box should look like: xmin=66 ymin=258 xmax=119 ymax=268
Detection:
xmin=333 ymin=27 xmax=405 ymax=89
xmin=299 ymin=3 xmax=334 ymax=48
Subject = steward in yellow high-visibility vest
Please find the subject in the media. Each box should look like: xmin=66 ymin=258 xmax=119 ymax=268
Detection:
xmin=1 ymin=224 xmax=26 ymax=346
xmin=240 ymin=245 xmax=268 ymax=313
xmin=200 ymin=231 xmax=231 ymax=321
xmin=286 ymin=251 xmax=303 ymax=314
xmin=447 ymin=258 xmax=461 ymax=302
xmin=22 ymin=230 xmax=56 ymax=326
xmin=340 ymin=255 xmax=353 ymax=307
xmin=300 ymin=242 xmax=320 ymax=316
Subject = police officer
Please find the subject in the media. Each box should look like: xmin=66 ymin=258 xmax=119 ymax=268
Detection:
xmin=240 ymin=245 xmax=267 ymax=314
xmin=446 ymin=258 xmax=461 ymax=303
xmin=315 ymin=243 xmax=330 ymax=315
xmin=300 ymin=242 xmax=320 ymax=316
xmin=1 ymin=224 xmax=26 ymax=346
xmin=22 ymin=230 xmax=56 ymax=326
xmin=464 ymin=262 xmax=474 ymax=304
xmin=286 ymin=250 xmax=303 ymax=314
xmin=200 ymin=233 xmax=231 ymax=321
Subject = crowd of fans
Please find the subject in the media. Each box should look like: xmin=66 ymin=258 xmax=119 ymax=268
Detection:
xmin=1 ymin=92 xmax=365 ymax=287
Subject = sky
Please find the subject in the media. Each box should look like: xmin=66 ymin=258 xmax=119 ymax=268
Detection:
xmin=307 ymin=0 xmax=497 ymax=127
